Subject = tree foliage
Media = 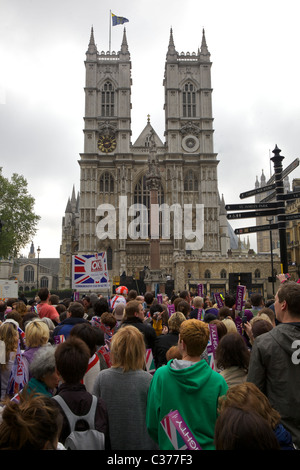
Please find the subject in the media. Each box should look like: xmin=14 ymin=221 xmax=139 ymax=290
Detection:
xmin=0 ymin=168 xmax=40 ymax=258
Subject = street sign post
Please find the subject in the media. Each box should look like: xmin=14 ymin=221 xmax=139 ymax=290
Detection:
xmin=225 ymin=202 xmax=279 ymax=211
xmin=227 ymin=209 xmax=279 ymax=220
xmin=227 ymin=146 xmax=300 ymax=274
xmin=234 ymin=223 xmax=279 ymax=235
xmin=239 ymin=183 xmax=276 ymax=200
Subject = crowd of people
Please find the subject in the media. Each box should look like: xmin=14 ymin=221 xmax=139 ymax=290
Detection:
xmin=0 ymin=277 xmax=299 ymax=451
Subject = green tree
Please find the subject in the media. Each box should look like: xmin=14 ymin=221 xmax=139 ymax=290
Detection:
xmin=0 ymin=168 xmax=40 ymax=258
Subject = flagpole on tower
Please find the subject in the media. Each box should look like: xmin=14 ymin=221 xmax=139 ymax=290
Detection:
xmin=109 ymin=10 xmax=112 ymax=53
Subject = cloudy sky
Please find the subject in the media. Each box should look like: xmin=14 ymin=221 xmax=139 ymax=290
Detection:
xmin=1 ymin=0 xmax=300 ymax=258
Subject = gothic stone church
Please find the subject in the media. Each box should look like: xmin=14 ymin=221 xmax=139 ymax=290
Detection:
xmin=58 ymin=27 xmax=279 ymax=298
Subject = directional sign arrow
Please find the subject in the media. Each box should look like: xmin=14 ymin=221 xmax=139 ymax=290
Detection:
xmin=225 ymin=202 xmax=279 ymax=211
xmin=260 ymin=191 xmax=277 ymax=203
xmin=234 ymin=223 xmax=279 ymax=235
xmin=267 ymin=158 xmax=300 ymax=184
xmin=227 ymin=208 xmax=279 ymax=220
xmin=282 ymin=191 xmax=300 ymax=201
xmin=283 ymin=212 xmax=300 ymax=221
xmin=239 ymin=183 xmax=276 ymax=200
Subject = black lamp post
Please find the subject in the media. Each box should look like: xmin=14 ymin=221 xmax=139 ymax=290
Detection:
xmin=37 ymin=246 xmax=41 ymax=290
xmin=267 ymin=216 xmax=275 ymax=296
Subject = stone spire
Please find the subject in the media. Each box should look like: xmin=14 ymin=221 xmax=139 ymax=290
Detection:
xmin=120 ymin=28 xmax=130 ymax=58
xmin=200 ymin=29 xmax=210 ymax=60
xmin=87 ymin=26 xmax=98 ymax=55
xmin=166 ymin=28 xmax=177 ymax=61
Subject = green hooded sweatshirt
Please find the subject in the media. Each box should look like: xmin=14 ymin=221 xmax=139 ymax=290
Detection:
xmin=146 ymin=359 xmax=228 ymax=450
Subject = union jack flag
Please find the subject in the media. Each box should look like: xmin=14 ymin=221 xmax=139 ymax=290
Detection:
xmin=72 ymin=252 xmax=110 ymax=290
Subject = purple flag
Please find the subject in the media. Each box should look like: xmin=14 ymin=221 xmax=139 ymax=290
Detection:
xmin=214 ymin=293 xmax=224 ymax=309
xmin=235 ymin=285 xmax=246 ymax=313
xmin=197 ymin=284 xmax=204 ymax=297
xmin=207 ymin=324 xmax=219 ymax=370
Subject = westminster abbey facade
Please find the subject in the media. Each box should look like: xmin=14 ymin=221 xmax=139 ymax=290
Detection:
xmin=58 ymin=27 xmax=280 ymax=298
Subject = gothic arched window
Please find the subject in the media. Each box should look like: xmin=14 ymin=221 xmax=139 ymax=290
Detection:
xmin=101 ymin=81 xmax=115 ymax=117
xmin=24 ymin=265 xmax=34 ymax=283
xmin=184 ymin=170 xmax=198 ymax=191
xmin=183 ymin=82 xmax=196 ymax=117
xmin=40 ymin=276 xmax=49 ymax=288
xmin=204 ymin=269 xmax=211 ymax=279
xmin=133 ymin=175 xmax=164 ymax=237
xmin=255 ymin=269 xmax=261 ymax=279
xmin=100 ymin=172 xmax=114 ymax=194
xmin=220 ymin=269 xmax=227 ymax=279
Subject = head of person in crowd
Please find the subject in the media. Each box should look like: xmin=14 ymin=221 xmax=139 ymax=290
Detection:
xmin=214 ymin=406 xmax=280 ymax=450
xmin=178 ymin=319 xmax=210 ymax=359
xmin=222 ymin=317 xmax=237 ymax=334
xmin=115 ymin=286 xmax=129 ymax=299
xmin=217 ymin=382 xmax=294 ymax=450
xmin=126 ymin=289 xmax=137 ymax=302
xmin=4 ymin=311 xmax=24 ymax=330
xmin=110 ymin=325 xmax=146 ymax=372
xmin=67 ymin=301 xmax=85 ymax=319
xmin=168 ymin=312 xmax=186 ymax=334
xmin=25 ymin=319 xmax=50 ymax=348
xmin=224 ymin=294 xmax=236 ymax=310
xmin=275 ymin=281 xmax=300 ymax=322
xmin=100 ymin=312 xmax=117 ymax=331
xmin=203 ymin=312 xmax=218 ymax=323
xmin=38 ymin=287 xmax=51 ymax=303
xmin=144 ymin=292 xmax=154 ymax=307
xmin=69 ymin=322 xmax=99 ymax=357
xmin=0 ymin=300 xmax=7 ymax=321
xmin=55 ymin=303 xmax=67 ymax=316
xmin=49 ymin=294 xmax=60 ymax=306
xmin=166 ymin=345 xmax=182 ymax=362
xmin=177 ymin=300 xmax=191 ymax=318
xmin=209 ymin=319 xmax=228 ymax=341
xmin=192 ymin=296 xmax=203 ymax=309
xmin=215 ymin=332 xmax=250 ymax=373
xmin=55 ymin=336 xmax=90 ymax=385
xmin=218 ymin=382 xmax=282 ymax=430
xmin=218 ymin=306 xmax=234 ymax=321
xmin=0 ymin=320 xmax=19 ymax=367
xmin=0 ymin=394 xmax=63 ymax=450
xmin=28 ymin=344 xmax=59 ymax=395
xmin=124 ymin=300 xmax=144 ymax=321
xmin=257 ymin=307 xmax=276 ymax=326
xmin=113 ymin=303 xmax=125 ymax=322
xmin=179 ymin=290 xmax=191 ymax=304
xmin=149 ymin=303 xmax=164 ymax=319
xmin=22 ymin=312 xmax=39 ymax=329
xmin=251 ymin=318 xmax=273 ymax=340
xmin=173 ymin=297 xmax=183 ymax=312
xmin=250 ymin=293 xmax=264 ymax=309
xmin=14 ymin=301 xmax=27 ymax=317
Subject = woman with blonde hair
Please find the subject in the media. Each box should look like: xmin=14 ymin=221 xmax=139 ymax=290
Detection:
xmin=93 ymin=325 xmax=158 ymax=450
xmin=22 ymin=319 xmax=50 ymax=382
xmin=0 ymin=321 xmax=19 ymax=400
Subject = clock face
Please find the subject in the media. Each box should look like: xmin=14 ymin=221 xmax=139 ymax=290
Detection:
xmin=97 ymin=135 xmax=116 ymax=153
xmin=182 ymin=134 xmax=200 ymax=153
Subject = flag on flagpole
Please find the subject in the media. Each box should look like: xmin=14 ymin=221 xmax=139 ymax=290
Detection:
xmin=111 ymin=12 xmax=129 ymax=26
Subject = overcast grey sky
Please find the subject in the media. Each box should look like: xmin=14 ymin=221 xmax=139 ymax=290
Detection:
xmin=1 ymin=0 xmax=300 ymax=258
